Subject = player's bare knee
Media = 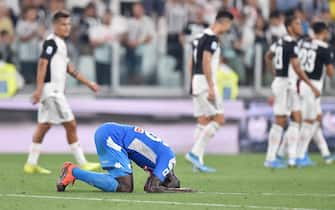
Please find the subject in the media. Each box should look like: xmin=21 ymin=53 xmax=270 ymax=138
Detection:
xmin=63 ymin=120 xmax=77 ymax=131
xmin=197 ymin=116 xmax=210 ymax=125
xmin=303 ymin=119 xmax=314 ymax=124
xmin=213 ymin=114 xmax=225 ymax=126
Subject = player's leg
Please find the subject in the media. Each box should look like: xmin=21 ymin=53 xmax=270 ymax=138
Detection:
xmin=265 ymin=83 xmax=289 ymax=168
xmin=186 ymin=115 xmax=210 ymax=167
xmin=24 ymin=123 xmax=52 ymax=174
xmin=62 ymin=120 xmax=100 ymax=171
xmin=187 ymin=91 xmax=211 ymax=166
xmin=284 ymin=111 xmax=301 ymax=167
xmin=296 ymin=92 xmax=317 ymax=166
xmin=312 ymin=114 xmax=334 ymax=164
xmin=265 ymin=115 xmax=287 ymax=168
xmin=277 ymin=132 xmax=288 ymax=160
xmin=56 ymin=162 xmax=133 ymax=192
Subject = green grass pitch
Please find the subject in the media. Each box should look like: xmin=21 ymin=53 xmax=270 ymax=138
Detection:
xmin=0 ymin=154 xmax=334 ymax=210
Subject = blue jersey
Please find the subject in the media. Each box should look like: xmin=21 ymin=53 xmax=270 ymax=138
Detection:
xmin=94 ymin=122 xmax=176 ymax=181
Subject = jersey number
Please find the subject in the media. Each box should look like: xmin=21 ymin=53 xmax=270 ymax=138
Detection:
xmin=299 ymin=48 xmax=316 ymax=73
xmin=274 ymin=46 xmax=283 ymax=69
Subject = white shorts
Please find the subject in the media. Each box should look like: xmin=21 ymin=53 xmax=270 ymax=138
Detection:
xmin=272 ymin=78 xmax=301 ymax=116
xmin=300 ymin=82 xmax=322 ymax=120
xmin=38 ymin=95 xmax=74 ymax=124
xmin=192 ymin=90 xmax=224 ymax=117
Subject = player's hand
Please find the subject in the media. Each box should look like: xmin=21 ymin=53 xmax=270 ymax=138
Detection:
xmin=31 ymin=90 xmax=42 ymax=105
xmin=311 ymin=86 xmax=321 ymax=98
xmin=207 ymin=87 xmax=215 ymax=102
xmin=89 ymin=82 xmax=100 ymax=93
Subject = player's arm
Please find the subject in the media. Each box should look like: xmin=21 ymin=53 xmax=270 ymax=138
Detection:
xmin=291 ymin=57 xmax=320 ymax=97
xmin=67 ymin=63 xmax=99 ymax=93
xmin=326 ymin=64 xmax=334 ymax=78
xmin=31 ymin=58 xmax=48 ymax=104
xmin=324 ymin=48 xmax=334 ymax=78
xmin=202 ymin=51 xmax=215 ymax=101
xmin=265 ymin=50 xmax=275 ymax=77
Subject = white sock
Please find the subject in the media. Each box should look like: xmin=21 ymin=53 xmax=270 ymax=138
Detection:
xmin=27 ymin=143 xmax=42 ymax=165
xmin=266 ymin=124 xmax=283 ymax=161
xmin=277 ymin=131 xmax=288 ymax=158
xmin=285 ymin=122 xmax=300 ymax=162
xmin=193 ymin=124 xmax=205 ymax=164
xmin=296 ymin=122 xmax=314 ymax=159
xmin=191 ymin=121 xmax=219 ymax=164
xmin=70 ymin=142 xmax=87 ymax=165
xmin=312 ymin=123 xmax=330 ymax=157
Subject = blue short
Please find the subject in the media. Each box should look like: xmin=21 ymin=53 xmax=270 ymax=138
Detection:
xmin=94 ymin=125 xmax=132 ymax=176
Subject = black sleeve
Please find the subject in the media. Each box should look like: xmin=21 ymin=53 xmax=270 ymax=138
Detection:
xmin=322 ymin=47 xmax=333 ymax=65
xmin=288 ymin=41 xmax=298 ymax=58
xmin=203 ymin=36 xmax=219 ymax=54
xmin=40 ymin=39 xmax=57 ymax=60
xmin=183 ymin=22 xmax=191 ymax=35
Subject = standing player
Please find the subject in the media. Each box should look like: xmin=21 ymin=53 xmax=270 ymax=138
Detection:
xmin=185 ymin=10 xmax=233 ymax=172
xmin=24 ymin=11 xmax=100 ymax=174
xmin=56 ymin=122 xmax=193 ymax=193
xmin=264 ymin=15 xmax=320 ymax=168
xmin=295 ymin=22 xmax=335 ymax=165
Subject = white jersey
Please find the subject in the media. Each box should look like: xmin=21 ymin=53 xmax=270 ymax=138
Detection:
xmin=40 ymin=33 xmax=70 ymax=100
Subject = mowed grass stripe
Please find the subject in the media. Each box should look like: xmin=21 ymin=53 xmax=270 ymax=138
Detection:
xmin=1 ymin=193 xmax=327 ymax=210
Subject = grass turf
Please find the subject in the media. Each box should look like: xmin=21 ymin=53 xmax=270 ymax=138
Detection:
xmin=0 ymin=154 xmax=334 ymax=210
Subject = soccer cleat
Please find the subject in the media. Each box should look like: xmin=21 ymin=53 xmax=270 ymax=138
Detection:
xmin=80 ymin=162 xmax=100 ymax=171
xmin=185 ymin=152 xmax=202 ymax=168
xmin=24 ymin=163 xmax=52 ymax=175
xmin=56 ymin=162 xmax=77 ymax=192
xmin=324 ymin=155 xmax=335 ymax=165
xmin=197 ymin=165 xmax=217 ymax=173
xmin=287 ymin=158 xmax=296 ymax=168
xmin=264 ymin=160 xmax=287 ymax=169
xmin=295 ymin=157 xmax=315 ymax=168
xmin=276 ymin=155 xmax=286 ymax=163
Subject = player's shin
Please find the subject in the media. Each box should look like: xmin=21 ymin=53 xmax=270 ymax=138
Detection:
xmin=191 ymin=121 xmax=219 ymax=163
xmin=26 ymin=142 xmax=42 ymax=165
xmin=72 ymin=168 xmax=119 ymax=192
xmin=277 ymin=132 xmax=288 ymax=158
xmin=285 ymin=122 xmax=300 ymax=166
xmin=266 ymin=124 xmax=283 ymax=162
xmin=69 ymin=142 xmax=87 ymax=166
xmin=296 ymin=122 xmax=314 ymax=159
xmin=312 ymin=122 xmax=331 ymax=157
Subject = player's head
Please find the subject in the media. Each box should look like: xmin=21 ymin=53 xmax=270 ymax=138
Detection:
xmin=132 ymin=2 xmax=144 ymax=18
xmin=52 ymin=10 xmax=71 ymax=38
xmin=213 ymin=10 xmax=234 ymax=35
xmin=285 ymin=15 xmax=302 ymax=37
xmin=312 ymin=21 xmax=329 ymax=41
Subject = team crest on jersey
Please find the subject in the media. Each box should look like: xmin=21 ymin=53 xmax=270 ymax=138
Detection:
xmin=134 ymin=127 xmax=144 ymax=133
xmin=211 ymin=41 xmax=218 ymax=50
xmin=46 ymin=46 xmax=53 ymax=55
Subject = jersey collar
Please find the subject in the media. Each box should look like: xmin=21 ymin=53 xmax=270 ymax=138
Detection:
xmin=204 ymin=28 xmax=215 ymax=36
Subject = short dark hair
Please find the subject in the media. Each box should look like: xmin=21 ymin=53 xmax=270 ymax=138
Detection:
xmin=52 ymin=11 xmax=70 ymax=23
xmin=270 ymin=10 xmax=281 ymax=19
xmin=284 ymin=15 xmax=298 ymax=29
xmin=312 ymin=21 xmax=328 ymax=34
xmin=215 ymin=10 xmax=234 ymax=22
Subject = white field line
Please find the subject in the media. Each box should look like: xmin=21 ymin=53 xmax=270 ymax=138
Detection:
xmin=1 ymin=193 xmax=329 ymax=210
xmin=199 ymin=191 xmax=335 ymax=198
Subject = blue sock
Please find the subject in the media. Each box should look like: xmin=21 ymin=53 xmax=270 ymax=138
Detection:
xmin=73 ymin=168 xmax=119 ymax=192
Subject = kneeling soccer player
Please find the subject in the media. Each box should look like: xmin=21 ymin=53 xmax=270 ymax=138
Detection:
xmin=56 ymin=122 xmax=193 ymax=193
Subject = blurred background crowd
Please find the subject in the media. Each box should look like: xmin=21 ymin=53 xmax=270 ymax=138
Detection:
xmin=0 ymin=0 xmax=334 ymax=97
